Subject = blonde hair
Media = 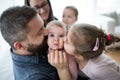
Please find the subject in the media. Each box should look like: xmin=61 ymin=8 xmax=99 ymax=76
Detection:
xmin=46 ymin=20 xmax=67 ymax=34
xmin=46 ymin=20 xmax=66 ymax=30
xmin=69 ymin=23 xmax=120 ymax=59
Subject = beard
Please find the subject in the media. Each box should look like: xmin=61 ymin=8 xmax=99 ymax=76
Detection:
xmin=27 ymin=36 xmax=48 ymax=55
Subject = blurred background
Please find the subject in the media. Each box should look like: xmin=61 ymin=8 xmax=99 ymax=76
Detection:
xmin=1 ymin=0 xmax=120 ymax=19
xmin=0 ymin=0 xmax=120 ymax=80
xmin=0 ymin=0 xmax=120 ymax=34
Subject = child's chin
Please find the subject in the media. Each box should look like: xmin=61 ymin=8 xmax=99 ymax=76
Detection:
xmin=53 ymin=47 xmax=63 ymax=50
xmin=51 ymin=47 xmax=58 ymax=50
xmin=51 ymin=46 xmax=64 ymax=50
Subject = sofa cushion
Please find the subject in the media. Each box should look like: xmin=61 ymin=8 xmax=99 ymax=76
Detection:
xmin=101 ymin=11 xmax=119 ymax=26
xmin=116 ymin=11 xmax=120 ymax=25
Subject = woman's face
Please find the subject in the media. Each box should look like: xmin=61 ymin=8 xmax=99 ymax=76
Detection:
xmin=29 ymin=0 xmax=50 ymax=21
xmin=64 ymin=31 xmax=75 ymax=55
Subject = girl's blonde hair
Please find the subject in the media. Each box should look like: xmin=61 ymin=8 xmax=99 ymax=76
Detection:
xmin=46 ymin=20 xmax=66 ymax=32
xmin=69 ymin=23 xmax=120 ymax=59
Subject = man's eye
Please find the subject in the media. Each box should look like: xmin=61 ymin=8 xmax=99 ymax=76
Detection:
xmin=34 ymin=6 xmax=39 ymax=10
xmin=38 ymin=27 xmax=44 ymax=35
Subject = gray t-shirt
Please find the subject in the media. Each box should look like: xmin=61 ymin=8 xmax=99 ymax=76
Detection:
xmin=81 ymin=53 xmax=120 ymax=80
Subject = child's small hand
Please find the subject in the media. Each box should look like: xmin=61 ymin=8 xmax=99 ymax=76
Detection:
xmin=48 ymin=49 xmax=69 ymax=70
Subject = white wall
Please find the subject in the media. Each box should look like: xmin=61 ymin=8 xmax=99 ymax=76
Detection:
xmin=0 ymin=0 xmax=24 ymax=15
xmin=0 ymin=0 xmax=97 ymax=22
xmin=97 ymin=0 xmax=120 ymax=13
xmin=50 ymin=0 xmax=97 ymax=21
xmin=0 ymin=0 xmax=14 ymax=15
xmin=13 ymin=0 xmax=24 ymax=6
xmin=1 ymin=0 xmax=120 ymax=19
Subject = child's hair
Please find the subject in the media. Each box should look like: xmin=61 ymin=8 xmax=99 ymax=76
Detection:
xmin=46 ymin=20 xmax=66 ymax=31
xmin=64 ymin=6 xmax=78 ymax=18
xmin=69 ymin=23 xmax=120 ymax=59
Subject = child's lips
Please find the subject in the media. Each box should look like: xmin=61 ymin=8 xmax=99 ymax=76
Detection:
xmin=52 ymin=44 xmax=59 ymax=49
xmin=53 ymin=43 xmax=59 ymax=46
xmin=53 ymin=43 xmax=59 ymax=48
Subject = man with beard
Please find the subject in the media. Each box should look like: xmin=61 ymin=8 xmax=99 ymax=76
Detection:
xmin=0 ymin=6 xmax=60 ymax=80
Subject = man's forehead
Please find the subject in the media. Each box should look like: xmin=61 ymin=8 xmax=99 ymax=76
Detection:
xmin=28 ymin=15 xmax=43 ymax=27
xmin=27 ymin=15 xmax=44 ymax=34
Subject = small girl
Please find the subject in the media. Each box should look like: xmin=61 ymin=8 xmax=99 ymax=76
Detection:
xmin=62 ymin=6 xmax=78 ymax=33
xmin=64 ymin=23 xmax=120 ymax=80
xmin=46 ymin=20 xmax=78 ymax=80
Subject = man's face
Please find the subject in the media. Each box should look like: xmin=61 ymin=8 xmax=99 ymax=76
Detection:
xmin=26 ymin=14 xmax=48 ymax=54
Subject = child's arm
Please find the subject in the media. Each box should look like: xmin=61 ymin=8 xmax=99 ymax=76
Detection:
xmin=48 ymin=49 xmax=72 ymax=80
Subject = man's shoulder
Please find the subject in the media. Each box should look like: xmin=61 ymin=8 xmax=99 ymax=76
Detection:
xmin=13 ymin=60 xmax=60 ymax=80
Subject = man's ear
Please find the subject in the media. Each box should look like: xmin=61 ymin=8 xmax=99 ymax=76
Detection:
xmin=13 ymin=42 xmax=25 ymax=50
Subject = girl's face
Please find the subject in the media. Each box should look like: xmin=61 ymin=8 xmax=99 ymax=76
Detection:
xmin=62 ymin=8 xmax=77 ymax=26
xmin=64 ymin=31 xmax=75 ymax=55
xmin=29 ymin=0 xmax=50 ymax=21
xmin=47 ymin=25 xmax=66 ymax=49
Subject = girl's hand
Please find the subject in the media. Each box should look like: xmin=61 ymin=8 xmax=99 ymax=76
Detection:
xmin=48 ymin=49 xmax=72 ymax=80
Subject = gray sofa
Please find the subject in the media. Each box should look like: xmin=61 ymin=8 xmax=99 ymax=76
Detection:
xmin=101 ymin=10 xmax=120 ymax=51
xmin=101 ymin=10 xmax=120 ymax=36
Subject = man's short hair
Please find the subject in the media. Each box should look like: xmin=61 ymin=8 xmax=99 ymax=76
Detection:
xmin=0 ymin=6 xmax=37 ymax=49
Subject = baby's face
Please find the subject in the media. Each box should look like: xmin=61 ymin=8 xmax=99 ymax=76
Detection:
xmin=47 ymin=25 xmax=66 ymax=49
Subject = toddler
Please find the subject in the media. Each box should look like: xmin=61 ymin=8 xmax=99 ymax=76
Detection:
xmin=46 ymin=20 xmax=78 ymax=80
